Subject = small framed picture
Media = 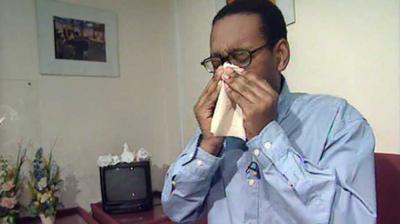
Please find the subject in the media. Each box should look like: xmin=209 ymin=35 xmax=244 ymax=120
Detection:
xmin=36 ymin=0 xmax=119 ymax=77
xmin=271 ymin=0 xmax=295 ymax=25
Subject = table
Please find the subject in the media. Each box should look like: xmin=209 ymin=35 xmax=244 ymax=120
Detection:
xmin=18 ymin=207 xmax=98 ymax=224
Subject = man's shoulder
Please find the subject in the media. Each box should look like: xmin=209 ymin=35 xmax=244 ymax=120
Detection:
xmin=292 ymin=92 xmax=345 ymax=109
xmin=290 ymin=92 xmax=365 ymax=123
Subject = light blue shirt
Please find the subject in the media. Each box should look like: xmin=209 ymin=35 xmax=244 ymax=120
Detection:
xmin=162 ymin=78 xmax=377 ymax=224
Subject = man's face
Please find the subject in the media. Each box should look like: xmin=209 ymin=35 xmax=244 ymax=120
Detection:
xmin=210 ymin=13 xmax=281 ymax=92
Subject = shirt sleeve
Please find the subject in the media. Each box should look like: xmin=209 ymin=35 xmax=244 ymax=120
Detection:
xmin=161 ymin=130 xmax=222 ymax=223
xmin=246 ymin=106 xmax=376 ymax=223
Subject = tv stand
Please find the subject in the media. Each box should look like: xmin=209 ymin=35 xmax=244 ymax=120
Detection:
xmin=91 ymin=196 xmax=170 ymax=224
xmin=91 ymin=196 xmax=207 ymax=224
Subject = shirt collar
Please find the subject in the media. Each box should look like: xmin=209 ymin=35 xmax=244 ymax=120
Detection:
xmin=276 ymin=75 xmax=293 ymax=123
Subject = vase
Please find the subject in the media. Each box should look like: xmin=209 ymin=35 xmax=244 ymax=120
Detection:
xmin=1 ymin=215 xmax=17 ymax=224
xmin=39 ymin=213 xmax=55 ymax=224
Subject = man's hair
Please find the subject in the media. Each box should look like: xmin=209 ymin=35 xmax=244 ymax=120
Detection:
xmin=212 ymin=0 xmax=287 ymax=49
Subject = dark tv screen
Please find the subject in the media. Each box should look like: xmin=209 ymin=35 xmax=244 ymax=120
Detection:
xmin=100 ymin=161 xmax=153 ymax=214
xmin=104 ymin=166 xmax=148 ymax=202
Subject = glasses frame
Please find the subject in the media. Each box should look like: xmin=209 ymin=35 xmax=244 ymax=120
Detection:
xmin=201 ymin=43 xmax=269 ymax=73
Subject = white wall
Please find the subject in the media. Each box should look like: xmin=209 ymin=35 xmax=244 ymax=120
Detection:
xmin=175 ymin=0 xmax=400 ymax=153
xmin=0 ymin=0 xmax=181 ymax=209
xmin=285 ymin=0 xmax=400 ymax=153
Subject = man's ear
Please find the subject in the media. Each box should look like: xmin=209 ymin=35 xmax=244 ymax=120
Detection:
xmin=273 ymin=39 xmax=290 ymax=72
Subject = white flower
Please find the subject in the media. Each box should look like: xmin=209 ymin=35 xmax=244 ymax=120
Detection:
xmin=97 ymin=154 xmax=113 ymax=167
xmin=37 ymin=177 xmax=47 ymax=191
xmin=49 ymin=161 xmax=59 ymax=182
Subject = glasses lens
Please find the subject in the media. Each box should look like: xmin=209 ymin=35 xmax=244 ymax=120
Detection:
xmin=203 ymin=57 xmax=222 ymax=73
xmin=228 ymin=50 xmax=250 ymax=67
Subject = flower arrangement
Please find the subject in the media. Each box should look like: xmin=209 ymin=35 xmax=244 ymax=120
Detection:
xmin=0 ymin=146 xmax=27 ymax=224
xmin=28 ymin=148 xmax=62 ymax=221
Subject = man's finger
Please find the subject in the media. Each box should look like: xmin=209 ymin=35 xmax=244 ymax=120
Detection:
xmin=224 ymin=83 xmax=252 ymax=109
xmin=198 ymin=79 xmax=221 ymax=106
xmin=201 ymin=76 xmax=218 ymax=96
xmin=206 ymin=81 xmax=222 ymax=103
xmin=242 ymin=72 xmax=277 ymax=96
xmin=222 ymin=72 xmax=259 ymax=103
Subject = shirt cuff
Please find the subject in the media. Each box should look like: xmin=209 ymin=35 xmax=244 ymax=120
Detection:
xmin=246 ymin=121 xmax=290 ymax=169
xmin=171 ymin=147 xmax=221 ymax=182
xmin=189 ymin=147 xmax=222 ymax=177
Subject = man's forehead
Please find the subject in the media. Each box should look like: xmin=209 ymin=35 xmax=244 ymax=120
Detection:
xmin=210 ymin=36 xmax=254 ymax=54
xmin=210 ymin=13 xmax=264 ymax=54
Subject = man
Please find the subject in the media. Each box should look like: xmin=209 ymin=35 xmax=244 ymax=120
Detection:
xmin=162 ymin=1 xmax=377 ymax=223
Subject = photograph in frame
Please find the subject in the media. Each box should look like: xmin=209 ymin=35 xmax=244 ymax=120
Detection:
xmin=36 ymin=0 xmax=119 ymax=77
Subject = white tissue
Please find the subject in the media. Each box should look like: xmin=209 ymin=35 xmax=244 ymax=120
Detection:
xmin=97 ymin=154 xmax=113 ymax=167
xmin=136 ymin=147 xmax=150 ymax=161
xmin=210 ymin=62 xmax=246 ymax=140
xmin=110 ymin=155 xmax=120 ymax=165
xmin=97 ymin=143 xmax=151 ymax=167
xmin=120 ymin=143 xmax=135 ymax=163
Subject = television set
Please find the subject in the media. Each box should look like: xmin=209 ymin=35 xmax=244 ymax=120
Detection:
xmin=99 ymin=161 xmax=153 ymax=214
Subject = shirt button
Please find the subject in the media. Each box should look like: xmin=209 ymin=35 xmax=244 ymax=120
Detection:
xmin=172 ymin=181 xmax=177 ymax=187
xmin=253 ymin=149 xmax=260 ymax=157
xmin=252 ymin=171 xmax=259 ymax=177
xmin=264 ymin=141 xmax=272 ymax=150
xmin=196 ymin=160 xmax=203 ymax=166
xmin=248 ymin=179 xmax=255 ymax=187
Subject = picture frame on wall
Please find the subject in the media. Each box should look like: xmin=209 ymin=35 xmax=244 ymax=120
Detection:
xmin=36 ymin=0 xmax=119 ymax=77
xmin=271 ymin=0 xmax=295 ymax=25
xmin=215 ymin=0 xmax=295 ymax=26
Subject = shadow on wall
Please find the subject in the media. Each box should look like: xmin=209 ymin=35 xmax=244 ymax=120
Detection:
xmin=151 ymin=163 xmax=170 ymax=192
xmin=61 ymin=173 xmax=80 ymax=208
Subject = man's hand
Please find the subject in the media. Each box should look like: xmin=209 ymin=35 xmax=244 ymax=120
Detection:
xmin=194 ymin=67 xmax=224 ymax=155
xmin=222 ymin=68 xmax=279 ymax=140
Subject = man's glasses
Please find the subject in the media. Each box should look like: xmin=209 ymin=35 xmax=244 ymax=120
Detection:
xmin=201 ymin=43 xmax=268 ymax=73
